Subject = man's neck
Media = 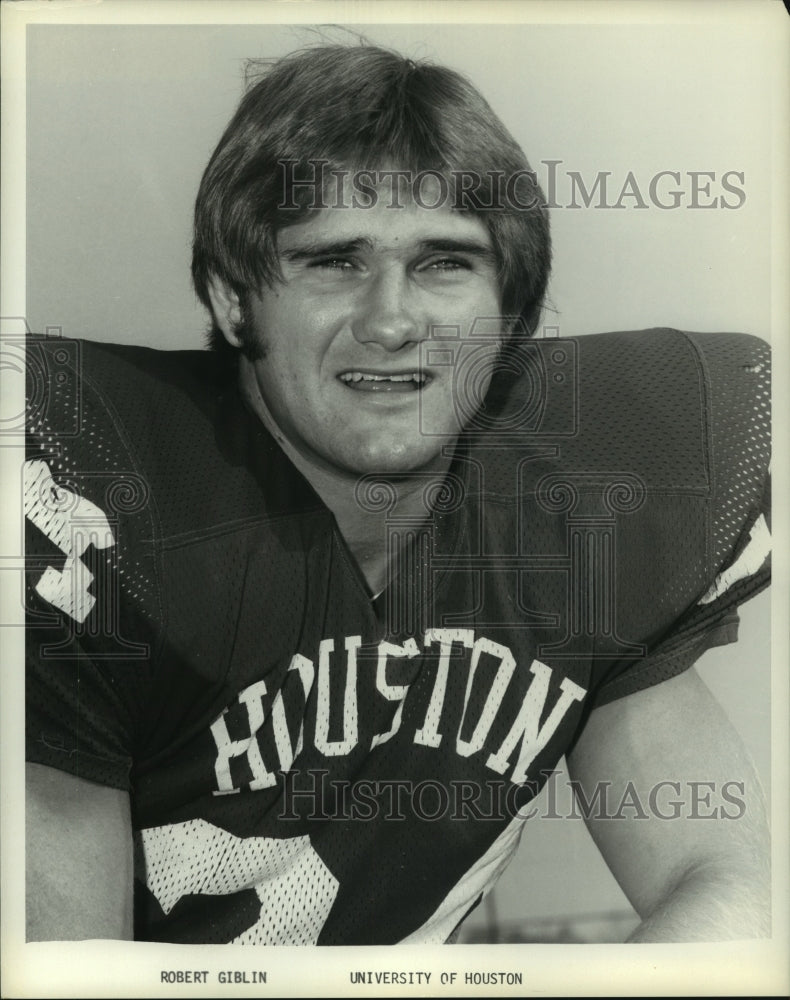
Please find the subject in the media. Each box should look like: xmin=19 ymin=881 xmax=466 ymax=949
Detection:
xmin=237 ymin=369 xmax=452 ymax=596
xmin=287 ymin=448 xmax=450 ymax=598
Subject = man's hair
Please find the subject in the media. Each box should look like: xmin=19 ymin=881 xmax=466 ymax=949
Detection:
xmin=192 ymin=43 xmax=551 ymax=376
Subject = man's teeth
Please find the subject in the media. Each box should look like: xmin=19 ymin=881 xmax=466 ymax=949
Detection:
xmin=340 ymin=372 xmax=427 ymax=383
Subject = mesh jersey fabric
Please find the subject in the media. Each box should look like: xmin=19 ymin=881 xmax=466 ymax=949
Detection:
xmin=25 ymin=328 xmax=771 ymax=945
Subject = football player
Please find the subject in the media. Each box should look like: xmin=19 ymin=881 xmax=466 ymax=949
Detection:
xmin=25 ymin=43 xmax=771 ymax=944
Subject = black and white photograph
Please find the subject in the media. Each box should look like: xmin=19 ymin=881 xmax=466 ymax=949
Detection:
xmin=1 ymin=0 xmax=788 ymax=996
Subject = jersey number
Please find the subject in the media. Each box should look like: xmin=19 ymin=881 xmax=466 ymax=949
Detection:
xmin=25 ymin=458 xmax=115 ymax=624
xmin=140 ymin=820 xmax=339 ymax=945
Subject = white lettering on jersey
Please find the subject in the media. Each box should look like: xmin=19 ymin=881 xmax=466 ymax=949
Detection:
xmin=24 ymin=458 xmax=115 ymax=623
xmin=315 ymin=636 xmax=361 ymax=756
xmin=486 ymin=661 xmax=586 ymax=784
xmin=698 ymin=513 xmax=770 ymax=605
xmin=371 ymin=638 xmax=420 ymax=749
xmin=270 ymin=653 xmax=314 ymax=772
xmin=141 ymin=820 xmax=338 ymax=944
xmin=456 ymin=637 xmax=517 ymax=758
xmin=414 ymin=629 xmax=475 ymax=749
xmin=211 ymin=654 xmax=316 ymax=795
xmin=209 ymin=633 xmax=587 ymax=788
xmin=210 ymin=679 xmax=275 ymax=794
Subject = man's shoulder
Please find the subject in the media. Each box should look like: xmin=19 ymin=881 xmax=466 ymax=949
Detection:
xmin=26 ymin=333 xmax=226 ymax=412
xmin=469 ymin=327 xmax=770 ymax=544
xmin=25 ymin=335 xmax=319 ymax=537
xmin=26 ymin=333 xmax=229 ymax=487
xmin=490 ymin=328 xmax=769 ymax=485
xmin=575 ymin=327 xmax=769 ymax=479
xmin=571 ymin=326 xmax=769 ymax=418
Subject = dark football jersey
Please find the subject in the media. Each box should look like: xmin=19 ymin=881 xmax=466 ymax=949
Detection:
xmin=25 ymin=329 xmax=771 ymax=944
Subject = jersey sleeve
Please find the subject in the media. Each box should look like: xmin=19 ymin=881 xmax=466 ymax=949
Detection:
xmin=590 ymin=331 xmax=771 ymax=707
xmin=25 ymin=336 xmax=160 ymax=790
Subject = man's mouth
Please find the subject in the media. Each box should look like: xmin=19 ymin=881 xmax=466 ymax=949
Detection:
xmin=338 ymin=371 xmax=429 ymax=392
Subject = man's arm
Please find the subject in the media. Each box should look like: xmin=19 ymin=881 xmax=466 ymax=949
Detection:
xmin=26 ymin=762 xmax=134 ymax=941
xmin=566 ymin=667 xmax=770 ymax=942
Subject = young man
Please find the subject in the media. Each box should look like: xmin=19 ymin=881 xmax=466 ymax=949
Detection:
xmin=25 ymin=43 xmax=771 ymax=945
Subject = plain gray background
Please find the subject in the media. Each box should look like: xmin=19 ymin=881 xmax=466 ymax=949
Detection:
xmin=25 ymin=20 xmax=773 ymax=940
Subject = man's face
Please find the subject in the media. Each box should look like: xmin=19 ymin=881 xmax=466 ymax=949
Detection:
xmin=236 ymin=194 xmax=503 ymax=478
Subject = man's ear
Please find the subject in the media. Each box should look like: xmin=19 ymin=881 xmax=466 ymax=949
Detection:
xmin=206 ymin=275 xmax=244 ymax=348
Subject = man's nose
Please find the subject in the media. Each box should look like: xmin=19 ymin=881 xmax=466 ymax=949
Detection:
xmin=352 ymin=270 xmax=423 ymax=351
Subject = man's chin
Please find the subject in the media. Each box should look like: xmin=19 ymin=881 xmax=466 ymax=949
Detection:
xmin=338 ymin=440 xmax=452 ymax=479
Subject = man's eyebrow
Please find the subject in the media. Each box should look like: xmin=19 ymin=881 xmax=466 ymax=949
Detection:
xmin=279 ymin=238 xmax=371 ymax=261
xmin=279 ymin=236 xmax=496 ymax=263
xmin=417 ymin=238 xmax=496 ymax=261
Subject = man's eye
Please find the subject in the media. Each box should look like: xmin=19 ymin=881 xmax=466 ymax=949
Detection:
xmin=313 ymin=258 xmax=355 ymax=271
xmin=425 ymin=257 xmax=468 ymax=272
